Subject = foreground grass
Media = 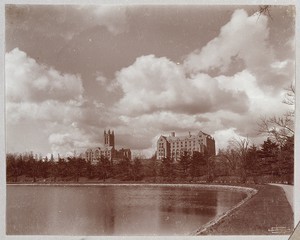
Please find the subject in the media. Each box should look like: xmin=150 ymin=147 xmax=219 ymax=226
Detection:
xmin=201 ymin=184 xmax=293 ymax=235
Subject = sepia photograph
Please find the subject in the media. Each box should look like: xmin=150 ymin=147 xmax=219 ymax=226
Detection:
xmin=3 ymin=1 xmax=296 ymax=238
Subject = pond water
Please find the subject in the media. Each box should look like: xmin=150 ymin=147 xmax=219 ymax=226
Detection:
xmin=6 ymin=184 xmax=246 ymax=235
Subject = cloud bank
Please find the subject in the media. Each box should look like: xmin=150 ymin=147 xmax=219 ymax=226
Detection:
xmin=110 ymin=9 xmax=294 ymax=155
xmin=114 ymin=54 xmax=249 ymax=117
xmin=5 ymin=8 xmax=295 ymax=157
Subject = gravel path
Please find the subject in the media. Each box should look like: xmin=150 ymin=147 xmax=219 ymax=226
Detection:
xmin=270 ymin=183 xmax=293 ymax=212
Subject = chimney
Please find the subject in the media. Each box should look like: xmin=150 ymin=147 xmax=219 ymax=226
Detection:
xmin=189 ymin=131 xmax=192 ymax=137
xmin=171 ymin=131 xmax=175 ymax=137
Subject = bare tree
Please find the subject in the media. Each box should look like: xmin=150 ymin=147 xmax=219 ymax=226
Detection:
xmin=255 ymin=5 xmax=273 ymax=20
xmin=258 ymin=115 xmax=294 ymax=147
xmin=258 ymin=84 xmax=295 ymax=146
xmin=230 ymin=137 xmax=250 ymax=179
xmin=219 ymin=137 xmax=251 ymax=182
xmin=219 ymin=148 xmax=239 ymax=175
xmin=282 ymin=83 xmax=295 ymax=114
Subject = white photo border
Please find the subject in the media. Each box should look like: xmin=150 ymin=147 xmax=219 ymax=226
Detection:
xmin=0 ymin=0 xmax=298 ymax=240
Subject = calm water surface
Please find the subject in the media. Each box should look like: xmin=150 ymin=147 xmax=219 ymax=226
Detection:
xmin=7 ymin=184 xmax=246 ymax=235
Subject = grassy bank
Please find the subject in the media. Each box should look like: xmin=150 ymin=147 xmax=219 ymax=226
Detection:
xmin=200 ymin=184 xmax=293 ymax=235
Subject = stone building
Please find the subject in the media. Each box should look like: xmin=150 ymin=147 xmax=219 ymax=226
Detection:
xmin=157 ymin=130 xmax=215 ymax=160
xmin=85 ymin=130 xmax=131 ymax=164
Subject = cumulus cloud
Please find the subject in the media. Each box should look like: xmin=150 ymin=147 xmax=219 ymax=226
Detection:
xmin=6 ymin=48 xmax=84 ymax=103
xmin=5 ymin=48 xmax=88 ymax=130
xmin=6 ymin=7 xmax=294 ymax=156
xmin=213 ymin=128 xmax=253 ymax=152
xmin=183 ymin=9 xmax=292 ymax=92
xmin=114 ymin=54 xmax=249 ymax=116
xmin=120 ymin=111 xmax=203 ymax=133
xmin=184 ymin=10 xmax=272 ymax=72
xmin=5 ymin=48 xmax=101 ymax=156
xmin=6 ymin=101 xmax=83 ymax=125
xmin=49 ymin=126 xmax=100 ymax=156
xmin=109 ymin=9 xmax=294 ymax=153
xmin=216 ymin=70 xmax=288 ymax=115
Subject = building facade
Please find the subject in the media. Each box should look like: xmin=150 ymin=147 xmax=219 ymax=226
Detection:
xmin=85 ymin=130 xmax=131 ymax=164
xmin=157 ymin=131 xmax=215 ymax=160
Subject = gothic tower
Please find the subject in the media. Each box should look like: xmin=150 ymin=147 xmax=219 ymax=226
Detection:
xmin=104 ymin=129 xmax=115 ymax=148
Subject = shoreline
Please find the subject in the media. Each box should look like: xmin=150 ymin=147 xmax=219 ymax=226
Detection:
xmin=192 ymin=185 xmax=257 ymax=235
xmin=201 ymin=184 xmax=294 ymax=235
xmin=6 ymin=182 xmax=256 ymax=187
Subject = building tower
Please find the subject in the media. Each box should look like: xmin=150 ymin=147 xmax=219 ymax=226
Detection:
xmin=104 ymin=129 xmax=115 ymax=148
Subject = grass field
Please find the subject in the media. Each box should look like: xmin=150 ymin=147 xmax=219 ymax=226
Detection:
xmin=200 ymin=184 xmax=293 ymax=235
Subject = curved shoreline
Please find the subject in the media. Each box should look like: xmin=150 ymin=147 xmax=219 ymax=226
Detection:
xmin=6 ymin=182 xmax=255 ymax=189
xmin=191 ymin=185 xmax=258 ymax=235
xmin=7 ymin=182 xmax=257 ymax=235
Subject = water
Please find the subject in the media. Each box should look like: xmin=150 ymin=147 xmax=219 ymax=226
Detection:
xmin=6 ymin=184 xmax=246 ymax=235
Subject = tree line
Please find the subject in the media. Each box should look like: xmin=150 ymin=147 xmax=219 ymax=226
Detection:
xmin=6 ymin=153 xmax=142 ymax=183
xmin=6 ymin=135 xmax=293 ymax=184
xmin=216 ymin=136 xmax=293 ymax=184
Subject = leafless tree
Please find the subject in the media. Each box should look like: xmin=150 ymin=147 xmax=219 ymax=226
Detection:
xmin=230 ymin=137 xmax=250 ymax=173
xmin=219 ymin=137 xmax=250 ymax=178
xmin=219 ymin=148 xmax=239 ymax=175
xmin=258 ymin=84 xmax=295 ymax=146
xmin=282 ymin=83 xmax=295 ymax=113
xmin=258 ymin=115 xmax=294 ymax=146
xmin=256 ymin=5 xmax=273 ymax=20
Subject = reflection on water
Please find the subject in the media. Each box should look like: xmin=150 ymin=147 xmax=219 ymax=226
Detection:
xmin=6 ymin=185 xmax=246 ymax=235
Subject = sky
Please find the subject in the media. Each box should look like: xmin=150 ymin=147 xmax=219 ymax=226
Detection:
xmin=5 ymin=4 xmax=295 ymax=158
